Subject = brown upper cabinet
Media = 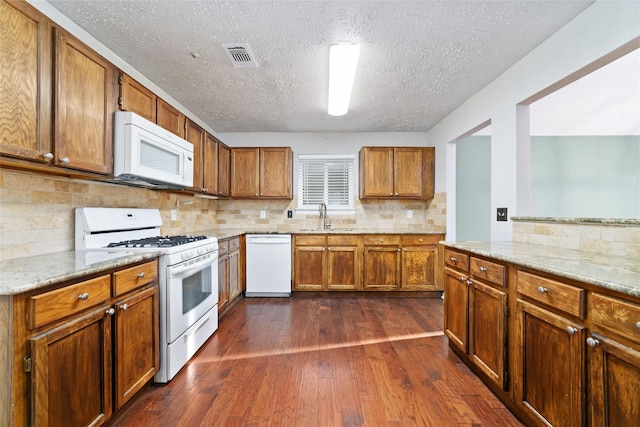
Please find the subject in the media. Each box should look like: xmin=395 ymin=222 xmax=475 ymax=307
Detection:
xmin=359 ymin=146 xmax=434 ymax=200
xmin=1 ymin=1 xmax=114 ymax=176
xmin=185 ymin=119 xmax=205 ymax=191
xmin=230 ymin=147 xmax=292 ymax=199
xmin=0 ymin=0 xmax=53 ymax=163
xmin=156 ymin=98 xmax=185 ymax=139
xmin=55 ymin=30 xmax=114 ymax=174
xmin=217 ymin=142 xmax=231 ymax=197
xmin=118 ymin=73 xmax=157 ymax=122
xmin=202 ymin=133 xmax=220 ymax=195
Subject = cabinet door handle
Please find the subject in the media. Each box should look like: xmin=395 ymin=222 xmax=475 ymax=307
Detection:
xmin=566 ymin=326 xmax=578 ymax=335
xmin=459 ymin=276 xmax=467 ymax=282
xmin=327 ymin=248 xmax=331 ymax=251
xmin=78 ymin=293 xmax=89 ymax=301
xmin=466 ymin=280 xmax=473 ymax=286
xmin=43 ymin=152 xmax=54 ymax=160
xmin=397 ymin=248 xmax=401 ymax=252
xmin=120 ymin=304 xmax=129 ymax=311
xmin=450 ymin=256 xmax=457 ymax=262
xmin=106 ymin=308 xmax=115 ymax=316
xmin=479 ymin=266 xmax=487 ymax=272
xmin=137 ymin=272 xmax=145 ymax=278
xmin=586 ymin=337 xmax=600 ymax=347
xmin=636 ymin=321 xmax=640 ymax=329
xmin=537 ymin=286 xmax=548 ymax=294
xmin=60 ymin=157 xmax=70 ymax=164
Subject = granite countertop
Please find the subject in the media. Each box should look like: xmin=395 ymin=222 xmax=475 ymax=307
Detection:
xmin=199 ymin=228 xmax=446 ymax=240
xmin=0 ymin=251 xmax=162 ymax=296
xmin=441 ymin=241 xmax=640 ymax=298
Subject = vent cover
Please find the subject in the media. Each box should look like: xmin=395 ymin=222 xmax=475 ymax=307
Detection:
xmin=222 ymin=43 xmax=258 ymax=68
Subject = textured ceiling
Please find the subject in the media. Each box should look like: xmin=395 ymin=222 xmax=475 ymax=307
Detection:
xmin=47 ymin=0 xmax=594 ymax=133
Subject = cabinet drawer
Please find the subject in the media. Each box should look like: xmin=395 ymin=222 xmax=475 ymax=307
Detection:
xmin=327 ymin=235 xmax=359 ymax=246
xmin=218 ymin=239 xmax=230 ymax=255
xmin=29 ymin=275 xmax=111 ymax=329
xmin=517 ymin=270 xmax=586 ymax=319
xmin=363 ymin=235 xmax=400 ymax=246
xmin=295 ymin=235 xmax=326 ymax=246
xmin=401 ymin=235 xmax=440 ymax=246
xmin=228 ymin=237 xmax=240 ymax=252
xmin=591 ymin=293 xmax=640 ymax=344
xmin=113 ymin=260 xmax=158 ymax=296
xmin=444 ymin=249 xmax=469 ymax=272
xmin=470 ymin=257 xmax=506 ymax=287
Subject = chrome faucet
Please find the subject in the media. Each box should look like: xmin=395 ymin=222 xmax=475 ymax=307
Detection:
xmin=319 ymin=203 xmax=328 ymax=229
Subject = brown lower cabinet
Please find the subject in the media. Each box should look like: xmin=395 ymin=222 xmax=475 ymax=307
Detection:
xmin=293 ymin=234 xmax=443 ymax=292
xmin=218 ymin=236 xmax=243 ymax=316
xmin=293 ymin=235 xmax=360 ymax=291
xmin=9 ymin=259 xmax=160 ymax=427
xmin=441 ymin=244 xmax=640 ymax=427
xmin=444 ymin=255 xmax=508 ymax=392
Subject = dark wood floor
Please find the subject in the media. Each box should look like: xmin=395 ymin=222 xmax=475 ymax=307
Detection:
xmin=114 ymin=296 xmax=524 ymax=426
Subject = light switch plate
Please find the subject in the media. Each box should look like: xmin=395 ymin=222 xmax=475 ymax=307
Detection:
xmin=260 ymin=210 xmax=266 ymax=219
xmin=497 ymin=207 xmax=507 ymax=221
xmin=171 ymin=209 xmax=177 ymax=221
xmin=407 ymin=210 xmax=413 ymax=219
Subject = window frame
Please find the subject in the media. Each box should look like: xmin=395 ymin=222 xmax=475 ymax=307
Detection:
xmin=296 ymin=154 xmax=356 ymax=214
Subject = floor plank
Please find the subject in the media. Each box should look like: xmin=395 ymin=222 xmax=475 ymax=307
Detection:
xmin=112 ymin=296 xmax=524 ymax=427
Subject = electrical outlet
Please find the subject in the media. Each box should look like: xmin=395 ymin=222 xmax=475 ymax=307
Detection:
xmin=171 ymin=209 xmax=177 ymax=221
xmin=287 ymin=210 xmax=293 ymax=218
xmin=407 ymin=210 xmax=413 ymax=219
xmin=497 ymin=207 xmax=508 ymax=221
xmin=260 ymin=210 xmax=266 ymax=219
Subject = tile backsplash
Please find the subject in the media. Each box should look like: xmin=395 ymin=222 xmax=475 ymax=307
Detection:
xmin=513 ymin=219 xmax=640 ymax=259
xmin=0 ymin=169 xmax=217 ymax=260
xmin=0 ymin=169 xmax=446 ymax=260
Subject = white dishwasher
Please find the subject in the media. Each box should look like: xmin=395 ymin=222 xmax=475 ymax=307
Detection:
xmin=245 ymin=234 xmax=292 ymax=297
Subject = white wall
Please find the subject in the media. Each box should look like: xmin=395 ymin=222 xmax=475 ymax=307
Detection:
xmin=426 ymin=1 xmax=640 ymax=241
xmin=217 ymin=132 xmax=430 ymax=195
xmin=456 ymin=136 xmax=491 ymax=240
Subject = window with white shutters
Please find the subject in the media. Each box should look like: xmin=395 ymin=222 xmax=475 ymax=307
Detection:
xmin=297 ymin=155 xmax=355 ymax=211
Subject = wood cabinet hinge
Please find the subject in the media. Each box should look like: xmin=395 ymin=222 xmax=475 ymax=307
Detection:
xmin=118 ymin=75 xmax=123 ymax=85
xmin=23 ymin=356 xmax=32 ymax=373
xmin=504 ymin=306 xmax=510 ymax=317
xmin=117 ymin=96 xmax=123 ymax=107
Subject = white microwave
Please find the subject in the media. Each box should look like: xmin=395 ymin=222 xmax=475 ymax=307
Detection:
xmin=113 ymin=111 xmax=194 ymax=188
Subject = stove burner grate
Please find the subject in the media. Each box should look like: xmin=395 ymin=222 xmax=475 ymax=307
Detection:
xmin=107 ymin=235 xmax=208 ymax=248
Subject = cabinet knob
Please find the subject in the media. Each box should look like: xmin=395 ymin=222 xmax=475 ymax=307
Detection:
xmin=77 ymin=293 xmax=89 ymax=301
xmin=397 ymin=248 xmax=401 ymax=252
xmin=450 ymin=256 xmax=457 ymax=262
xmin=106 ymin=308 xmax=115 ymax=316
xmin=479 ymin=266 xmax=487 ymax=272
xmin=586 ymin=337 xmax=600 ymax=347
xmin=466 ymin=280 xmax=473 ymax=286
xmin=327 ymin=248 xmax=331 ymax=251
xmin=537 ymin=286 xmax=548 ymax=294
xmin=459 ymin=276 xmax=467 ymax=282
xmin=137 ymin=272 xmax=145 ymax=278
xmin=566 ymin=326 xmax=578 ymax=336
xmin=389 ymin=192 xmax=393 ymax=196
xmin=43 ymin=152 xmax=54 ymax=160
xmin=60 ymin=157 xmax=70 ymax=164
xmin=636 ymin=321 xmax=640 ymax=329
xmin=120 ymin=304 xmax=129 ymax=311
xmin=418 ymin=239 xmax=423 ymax=242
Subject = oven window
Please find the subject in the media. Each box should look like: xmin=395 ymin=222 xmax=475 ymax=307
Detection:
xmin=182 ymin=266 xmax=212 ymax=314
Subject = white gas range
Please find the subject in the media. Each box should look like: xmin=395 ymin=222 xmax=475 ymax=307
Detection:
xmin=75 ymin=207 xmax=219 ymax=383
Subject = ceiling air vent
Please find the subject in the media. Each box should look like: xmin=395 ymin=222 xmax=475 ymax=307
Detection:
xmin=222 ymin=43 xmax=258 ymax=68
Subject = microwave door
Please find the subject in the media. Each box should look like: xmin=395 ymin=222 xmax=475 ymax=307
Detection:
xmin=130 ymin=127 xmax=187 ymax=186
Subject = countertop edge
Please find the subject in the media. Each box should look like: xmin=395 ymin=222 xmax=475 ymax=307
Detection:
xmin=440 ymin=241 xmax=640 ymax=299
xmin=0 ymin=251 xmax=162 ymax=296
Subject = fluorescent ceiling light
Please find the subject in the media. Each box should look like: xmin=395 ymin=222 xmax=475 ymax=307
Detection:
xmin=328 ymin=44 xmax=360 ymax=116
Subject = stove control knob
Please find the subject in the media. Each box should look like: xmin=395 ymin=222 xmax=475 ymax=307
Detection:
xmin=181 ymin=253 xmax=187 ymax=260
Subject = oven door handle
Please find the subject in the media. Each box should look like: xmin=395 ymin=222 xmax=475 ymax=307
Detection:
xmin=170 ymin=255 xmax=216 ymax=277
